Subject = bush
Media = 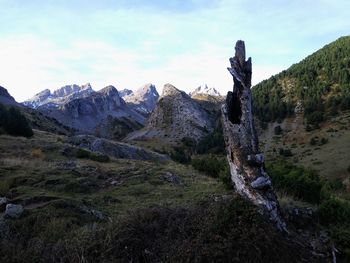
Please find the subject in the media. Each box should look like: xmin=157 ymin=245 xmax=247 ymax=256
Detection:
xmin=196 ymin=129 xmax=225 ymax=155
xmin=279 ymin=148 xmax=293 ymax=157
xmin=318 ymin=198 xmax=350 ymax=226
xmin=274 ymin=125 xmax=282 ymax=135
xmin=76 ymin=148 xmax=91 ymax=159
xmin=90 ymin=154 xmax=110 ymax=163
xmin=306 ymin=111 xmax=324 ymax=126
xmin=191 ymin=154 xmax=227 ymax=178
xmin=266 ymin=162 xmax=323 ymax=203
xmin=170 ymin=146 xmax=191 ymax=164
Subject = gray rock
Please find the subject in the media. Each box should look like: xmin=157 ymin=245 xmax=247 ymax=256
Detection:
xmin=68 ymin=135 xmax=169 ymax=161
xmin=251 ymin=177 xmax=272 ymax=189
xmin=161 ymin=172 xmax=183 ymax=185
xmin=5 ymin=204 xmax=24 ymax=219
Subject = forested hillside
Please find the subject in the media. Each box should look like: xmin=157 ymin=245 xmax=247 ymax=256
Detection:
xmin=252 ymin=36 xmax=350 ymax=127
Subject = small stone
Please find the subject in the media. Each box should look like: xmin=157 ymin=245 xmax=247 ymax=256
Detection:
xmin=5 ymin=204 xmax=24 ymax=219
xmin=251 ymin=176 xmax=271 ymax=189
xmin=160 ymin=172 xmax=183 ymax=185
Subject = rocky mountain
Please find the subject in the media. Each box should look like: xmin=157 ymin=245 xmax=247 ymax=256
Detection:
xmin=23 ymin=83 xmax=94 ymax=109
xmin=121 ymin=84 xmax=159 ymax=116
xmin=126 ymin=84 xmax=215 ymax=142
xmin=41 ymin=85 xmax=145 ymax=139
xmin=0 ymin=86 xmax=20 ymax=106
xmin=190 ymin=84 xmax=221 ymax=97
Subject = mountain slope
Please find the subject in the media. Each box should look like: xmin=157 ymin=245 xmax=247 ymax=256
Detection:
xmin=0 ymin=86 xmax=20 ymax=106
xmin=252 ymin=36 xmax=350 ymax=125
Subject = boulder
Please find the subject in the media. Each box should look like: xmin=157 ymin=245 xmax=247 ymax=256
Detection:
xmin=5 ymin=204 xmax=24 ymax=219
xmin=251 ymin=177 xmax=271 ymax=189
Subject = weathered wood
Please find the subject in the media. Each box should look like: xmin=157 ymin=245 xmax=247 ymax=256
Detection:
xmin=222 ymin=40 xmax=287 ymax=232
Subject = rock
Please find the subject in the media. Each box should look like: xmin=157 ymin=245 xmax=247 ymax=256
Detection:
xmin=5 ymin=204 xmax=24 ymax=219
xmin=0 ymin=197 xmax=8 ymax=212
xmin=251 ymin=177 xmax=271 ymax=189
xmin=221 ymin=40 xmax=286 ymax=232
xmin=67 ymin=135 xmax=169 ymax=161
xmin=161 ymin=172 xmax=183 ymax=185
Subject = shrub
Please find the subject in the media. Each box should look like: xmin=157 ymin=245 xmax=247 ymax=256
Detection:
xmin=76 ymin=148 xmax=91 ymax=159
xmin=279 ymin=148 xmax=293 ymax=157
xmin=306 ymin=111 xmax=324 ymax=126
xmin=196 ymin=129 xmax=225 ymax=155
xmin=266 ymin=162 xmax=323 ymax=203
xmin=274 ymin=125 xmax=282 ymax=135
xmin=318 ymin=198 xmax=350 ymax=226
xmin=170 ymin=146 xmax=191 ymax=164
xmin=191 ymin=154 xmax=227 ymax=178
xmin=90 ymin=154 xmax=110 ymax=163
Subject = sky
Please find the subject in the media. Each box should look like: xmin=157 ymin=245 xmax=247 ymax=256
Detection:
xmin=0 ymin=0 xmax=349 ymax=102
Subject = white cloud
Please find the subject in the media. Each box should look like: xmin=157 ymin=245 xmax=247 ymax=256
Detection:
xmin=0 ymin=35 xmax=285 ymax=102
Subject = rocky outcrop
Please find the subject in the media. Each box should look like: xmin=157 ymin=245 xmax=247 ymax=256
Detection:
xmin=126 ymin=84 xmax=215 ymax=142
xmin=67 ymin=135 xmax=169 ymax=161
xmin=122 ymin=84 xmax=159 ymax=116
xmin=0 ymin=86 xmax=20 ymax=106
xmin=221 ymin=40 xmax=286 ymax=232
xmin=5 ymin=204 xmax=24 ymax=219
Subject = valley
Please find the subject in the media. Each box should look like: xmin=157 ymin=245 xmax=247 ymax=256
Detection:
xmin=0 ymin=36 xmax=349 ymax=262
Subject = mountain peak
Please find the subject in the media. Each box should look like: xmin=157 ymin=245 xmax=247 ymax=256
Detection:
xmin=98 ymin=85 xmax=119 ymax=97
xmin=122 ymin=84 xmax=159 ymax=115
xmin=162 ymin=83 xmax=183 ymax=97
xmin=190 ymin=84 xmax=221 ymax=97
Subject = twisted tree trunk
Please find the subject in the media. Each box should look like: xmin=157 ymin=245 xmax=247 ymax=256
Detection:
xmin=222 ymin=40 xmax=287 ymax=232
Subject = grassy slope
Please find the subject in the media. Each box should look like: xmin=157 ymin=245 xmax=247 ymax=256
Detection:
xmin=0 ymin=130 xmax=227 ymax=217
xmin=259 ymin=110 xmax=350 ymax=198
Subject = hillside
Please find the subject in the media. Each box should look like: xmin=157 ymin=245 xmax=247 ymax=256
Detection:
xmin=252 ymin=36 xmax=350 ymax=126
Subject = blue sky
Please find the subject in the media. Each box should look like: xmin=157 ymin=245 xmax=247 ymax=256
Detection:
xmin=0 ymin=0 xmax=349 ymax=101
